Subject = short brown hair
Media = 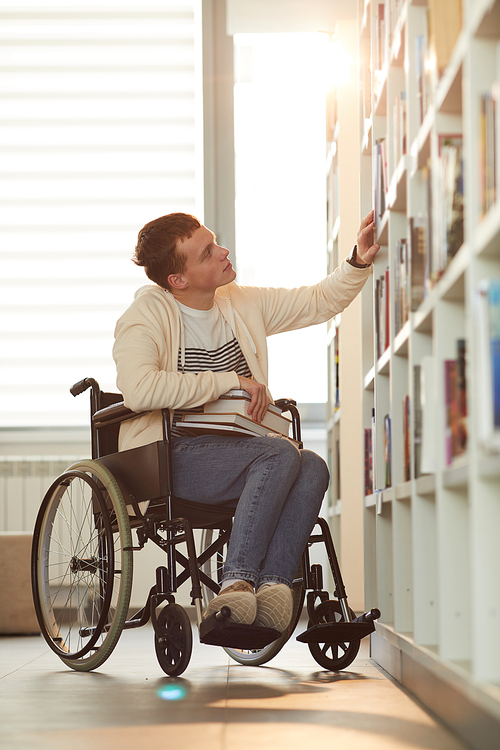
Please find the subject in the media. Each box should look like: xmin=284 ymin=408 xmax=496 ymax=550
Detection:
xmin=133 ymin=213 xmax=201 ymax=290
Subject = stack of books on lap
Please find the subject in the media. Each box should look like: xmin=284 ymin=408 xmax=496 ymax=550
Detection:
xmin=176 ymin=389 xmax=296 ymax=442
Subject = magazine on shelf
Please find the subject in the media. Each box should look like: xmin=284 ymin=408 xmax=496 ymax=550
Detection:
xmin=476 ymin=280 xmax=500 ymax=452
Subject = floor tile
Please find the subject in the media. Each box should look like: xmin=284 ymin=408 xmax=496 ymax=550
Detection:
xmin=0 ymin=623 xmax=468 ymax=750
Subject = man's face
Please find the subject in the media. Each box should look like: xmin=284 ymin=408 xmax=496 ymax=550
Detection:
xmin=175 ymin=225 xmax=236 ymax=294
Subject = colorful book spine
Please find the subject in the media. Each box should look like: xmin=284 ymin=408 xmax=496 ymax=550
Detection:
xmin=410 ymin=216 xmax=426 ymax=312
xmin=403 ymin=394 xmax=411 ymax=481
xmin=476 ymin=280 xmax=500 ymax=451
xmin=384 ymin=413 xmax=392 ymax=488
xmin=364 ymin=428 xmax=374 ymax=496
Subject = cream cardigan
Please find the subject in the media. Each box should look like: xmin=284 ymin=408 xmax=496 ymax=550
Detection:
xmin=113 ymin=258 xmax=372 ymax=451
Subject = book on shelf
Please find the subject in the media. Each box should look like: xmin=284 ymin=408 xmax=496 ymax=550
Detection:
xmin=333 ymin=330 xmax=340 ymax=410
xmin=360 ymin=36 xmax=372 ymax=122
xmin=394 ymin=237 xmax=410 ymax=335
xmin=479 ymin=88 xmax=497 ymax=217
xmin=373 ymin=3 xmax=387 ymax=99
xmin=393 ymin=90 xmax=407 ymax=167
xmin=388 ymin=0 xmax=404 ymax=39
xmin=364 ymin=427 xmax=373 ymax=496
xmin=375 ymin=267 xmax=390 ymax=359
xmin=444 ymin=359 xmax=458 ymax=465
xmin=415 ymin=30 xmax=432 ymax=125
xmin=427 ymin=0 xmax=462 ymax=78
xmin=437 ymin=135 xmax=464 ymax=272
xmin=409 ymin=216 xmax=426 ymax=311
xmin=403 ymin=394 xmax=411 ymax=482
xmin=456 ymin=339 xmax=468 ymax=457
xmin=476 ymin=280 xmax=500 ymax=452
xmin=413 ymin=364 xmax=422 ymax=478
xmin=375 ymin=138 xmax=388 ymax=224
xmin=423 ymin=161 xmax=434 ymax=298
xmin=383 ymin=413 xmax=392 ymax=488
xmin=443 ymin=341 xmax=468 ymax=466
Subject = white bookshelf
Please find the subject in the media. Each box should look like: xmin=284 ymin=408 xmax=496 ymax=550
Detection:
xmin=358 ymin=0 xmax=500 ymax=745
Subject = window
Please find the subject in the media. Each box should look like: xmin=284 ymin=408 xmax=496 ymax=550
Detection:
xmin=234 ymin=32 xmax=329 ymax=403
xmin=0 ymin=0 xmax=203 ymax=427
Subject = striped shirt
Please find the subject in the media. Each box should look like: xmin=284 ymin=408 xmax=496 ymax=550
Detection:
xmin=172 ymin=301 xmax=252 ymax=436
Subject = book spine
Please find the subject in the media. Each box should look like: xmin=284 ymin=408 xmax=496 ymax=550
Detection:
xmin=384 ymin=413 xmax=392 ymax=488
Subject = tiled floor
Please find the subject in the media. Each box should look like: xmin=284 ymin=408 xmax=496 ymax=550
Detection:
xmin=1 ymin=621 xmax=469 ymax=750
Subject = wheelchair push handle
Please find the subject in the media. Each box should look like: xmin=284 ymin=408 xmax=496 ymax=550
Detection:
xmin=70 ymin=377 xmax=99 ymax=397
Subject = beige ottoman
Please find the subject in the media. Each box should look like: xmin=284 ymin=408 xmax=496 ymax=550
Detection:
xmin=0 ymin=532 xmax=40 ymax=634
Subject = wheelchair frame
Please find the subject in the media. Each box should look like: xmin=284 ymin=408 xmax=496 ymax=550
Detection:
xmin=31 ymin=377 xmax=379 ymax=677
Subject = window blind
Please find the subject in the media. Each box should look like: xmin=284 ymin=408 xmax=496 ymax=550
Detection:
xmin=0 ymin=0 xmax=202 ymax=427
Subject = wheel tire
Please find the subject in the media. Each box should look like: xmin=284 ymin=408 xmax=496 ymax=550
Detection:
xmin=307 ymin=600 xmax=360 ymax=671
xmin=31 ymin=460 xmax=133 ymax=672
xmin=200 ymin=529 xmax=305 ymax=666
xmin=155 ymin=603 xmax=193 ymax=677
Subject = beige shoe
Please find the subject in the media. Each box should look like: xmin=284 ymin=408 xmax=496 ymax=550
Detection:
xmin=255 ymin=583 xmax=293 ymax=632
xmin=203 ymin=581 xmax=257 ymax=625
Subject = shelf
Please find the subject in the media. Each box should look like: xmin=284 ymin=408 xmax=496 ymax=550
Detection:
xmin=360 ymin=0 xmax=370 ymax=38
xmin=436 ymin=42 xmax=465 ymax=113
xmin=410 ymin=107 xmax=433 ymax=174
xmin=442 ymin=455 xmax=469 ymax=489
xmin=373 ymin=67 xmax=388 ymax=116
xmin=387 ymin=155 xmax=408 ymax=212
xmin=395 ymin=481 xmax=412 ymax=500
xmin=472 ymin=0 xmax=500 ymax=39
xmin=438 ymin=243 xmax=468 ymax=302
xmin=415 ymin=474 xmax=436 ymax=496
xmin=376 ymin=346 xmax=391 ymax=374
xmin=362 ymin=115 xmax=372 ymax=155
xmin=389 ymin=3 xmax=406 ymax=67
xmin=474 ymin=200 xmax=500 ymax=258
xmin=478 ymin=454 xmax=500 ymax=480
xmin=358 ymin=0 xmax=500 ymax=726
xmin=363 ymin=365 xmax=375 ymax=391
xmin=413 ymin=294 xmax=435 ymax=333
xmin=365 ymin=492 xmax=376 ymax=508
xmin=375 ymin=209 xmax=389 ymax=245
xmin=394 ymin=321 xmax=410 ymax=356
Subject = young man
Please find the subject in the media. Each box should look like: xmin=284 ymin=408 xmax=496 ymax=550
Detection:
xmin=113 ymin=211 xmax=380 ymax=632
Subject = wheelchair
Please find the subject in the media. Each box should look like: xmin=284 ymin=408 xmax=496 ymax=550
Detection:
xmin=31 ymin=377 xmax=380 ymax=677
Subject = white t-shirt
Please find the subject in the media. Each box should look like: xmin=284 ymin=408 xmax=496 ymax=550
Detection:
xmin=172 ymin=301 xmax=252 ymax=435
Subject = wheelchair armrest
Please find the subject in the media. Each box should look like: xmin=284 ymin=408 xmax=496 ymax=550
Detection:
xmin=92 ymin=401 xmax=150 ymax=428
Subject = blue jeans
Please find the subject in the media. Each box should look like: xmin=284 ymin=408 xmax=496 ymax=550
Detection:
xmin=171 ymin=433 xmax=330 ymax=588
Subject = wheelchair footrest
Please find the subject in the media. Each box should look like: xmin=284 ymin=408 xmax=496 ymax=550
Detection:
xmin=296 ymin=620 xmax=375 ymax=645
xmin=199 ymin=614 xmax=281 ymax=649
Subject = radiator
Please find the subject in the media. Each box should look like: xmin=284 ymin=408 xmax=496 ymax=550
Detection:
xmin=0 ymin=457 xmax=81 ymax=533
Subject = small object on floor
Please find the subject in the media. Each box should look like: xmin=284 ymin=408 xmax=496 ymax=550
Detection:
xmin=203 ymin=580 xmax=257 ymax=625
xmin=255 ymin=583 xmax=293 ymax=632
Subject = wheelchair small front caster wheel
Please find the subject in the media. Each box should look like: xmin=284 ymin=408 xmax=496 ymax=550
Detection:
xmin=154 ymin=603 xmax=192 ymax=677
xmin=308 ymin=600 xmax=360 ymax=671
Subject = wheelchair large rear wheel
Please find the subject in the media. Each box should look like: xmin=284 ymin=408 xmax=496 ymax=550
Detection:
xmin=200 ymin=529 xmax=305 ymax=666
xmin=32 ymin=460 xmax=133 ymax=672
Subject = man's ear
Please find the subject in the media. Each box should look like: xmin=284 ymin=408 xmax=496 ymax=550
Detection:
xmin=167 ymin=273 xmax=188 ymax=290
